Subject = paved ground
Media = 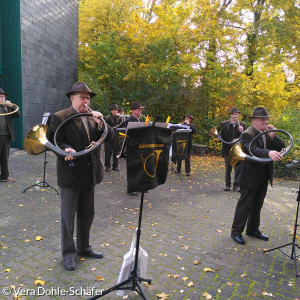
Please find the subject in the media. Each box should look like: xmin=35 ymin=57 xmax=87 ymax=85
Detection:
xmin=0 ymin=150 xmax=299 ymax=300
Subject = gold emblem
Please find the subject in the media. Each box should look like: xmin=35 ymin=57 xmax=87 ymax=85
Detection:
xmin=177 ymin=142 xmax=186 ymax=156
xmin=140 ymin=150 xmax=162 ymax=178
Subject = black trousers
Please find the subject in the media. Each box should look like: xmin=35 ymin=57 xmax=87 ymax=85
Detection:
xmin=176 ymin=152 xmax=191 ymax=174
xmin=59 ymin=185 xmax=95 ymax=259
xmin=231 ymin=179 xmax=268 ymax=234
xmin=104 ymin=141 xmax=119 ymax=169
xmin=0 ymin=135 xmax=10 ymax=179
xmin=224 ymin=156 xmax=240 ymax=188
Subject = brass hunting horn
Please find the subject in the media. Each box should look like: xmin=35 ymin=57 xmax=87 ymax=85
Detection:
xmin=24 ymin=113 xmax=108 ymax=158
xmin=229 ymin=129 xmax=293 ymax=167
xmin=0 ymin=102 xmax=19 ymax=116
xmin=208 ymin=123 xmax=241 ymax=145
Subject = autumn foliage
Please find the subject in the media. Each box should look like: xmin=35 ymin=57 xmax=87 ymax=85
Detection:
xmin=78 ymin=0 xmax=299 ymax=164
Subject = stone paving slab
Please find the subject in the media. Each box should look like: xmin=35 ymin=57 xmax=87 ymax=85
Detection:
xmin=0 ymin=150 xmax=299 ymax=300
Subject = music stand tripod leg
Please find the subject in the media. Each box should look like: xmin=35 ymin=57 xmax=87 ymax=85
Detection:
xmin=264 ymin=185 xmax=300 ymax=277
xmin=87 ymin=191 xmax=151 ymax=300
xmin=23 ymin=151 xmax=59 ymax=195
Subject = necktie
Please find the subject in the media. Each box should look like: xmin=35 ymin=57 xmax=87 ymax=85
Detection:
xmin=261 ymin=133 xmax=267 ymax=149
xmin=81 ymin=116 xmax=90 ymax=142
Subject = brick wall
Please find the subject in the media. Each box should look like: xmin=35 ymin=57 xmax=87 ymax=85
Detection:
xmin=21 ymin=0 xmax=78 ymax=136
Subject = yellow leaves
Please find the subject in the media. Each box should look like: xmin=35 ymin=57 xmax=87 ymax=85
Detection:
xmin=35 ymin=236 xmax=44 ymax=241
xmin=4 ymin=268 xmax=12 ymax=273
xmin=241 ymin=273 xmax=247 ymax=278
xmin=203 ymin=292 xmax=213 ymax=299
xmin=156 ymin=292 xmax=169 ymax=299
xmin=177 ymin=255 xmax=182 ymax=261
xmin=193 ymin=260 xmax=201 ymax=265
xmin=226 ymin=282 xmax=234 ymax=286
xmin=24 ymin=239 xmax=31 ymax=243
xmin=182 ymin=276 xmax=189 ymax=281
xmin=203 ymin=267 xmax=214 ymax=273
xmin=168 ymin=274 xmax=179 ymax=279
xmin=95 ymin=276 xmax=105 ymax=281
xmin=34 ymin=279 xmax=46 ymax=286
xmin=187 ymin=281 xmax=194 ymax=287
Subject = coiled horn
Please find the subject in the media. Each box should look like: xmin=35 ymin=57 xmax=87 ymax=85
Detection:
xmin=229 ymin=129 xmax=293 ymax=167
xmin=0 ymin=102 xmax=19 ymax=116
xmin=24 ymin=113 xmax=107 ymax=158
xmin=209 ymin=123 xmax=241 ymax=145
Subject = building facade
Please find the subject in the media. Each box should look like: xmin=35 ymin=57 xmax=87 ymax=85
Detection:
xmin=0 ymin=0 xmax=78 ymax=148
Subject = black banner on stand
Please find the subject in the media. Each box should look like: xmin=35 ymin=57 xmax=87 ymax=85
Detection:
xmin=171 ymin=129 xmax=190 ymax=162
xmin=126 ymin=126 xmax=172 ymax=193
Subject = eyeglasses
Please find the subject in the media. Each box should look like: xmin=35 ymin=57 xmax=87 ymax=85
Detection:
xmin=75 ymin=94 xmax=90 ymax=101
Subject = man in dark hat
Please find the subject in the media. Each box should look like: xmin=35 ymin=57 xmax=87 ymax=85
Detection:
xmin=176 ymin=113 xmax=196 ymax=176
xmin=118 ymin=107 xmax=125 ymax=115
xmin=124 ymin=101 xmax=145 ymax=196
xmin=219 ymin=108 xmax=246 ymax=191
xmin=124 ymin=101 xmax=144 ymax=126
xmin=104 ymin=103 xmax=122 ymax=171
xmin=231 ymin=107 xmax=285 ymax=245
xmin=0 ymin=88 xmax=21 ymax=182
xmin=47 ymin=82 xmax=113 ymax=271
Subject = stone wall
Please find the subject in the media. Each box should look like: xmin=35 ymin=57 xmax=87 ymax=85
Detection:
xmin=21 ymin=0 xmax=78 ymax=136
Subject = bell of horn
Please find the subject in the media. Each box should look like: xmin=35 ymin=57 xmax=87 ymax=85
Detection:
xmin=208 ymin=126 xmax=218 ymax=137
xmin=24 ymin=124 xmax=48 ymax=155
xmin=229 ymin=143 xmax=246 ymax=167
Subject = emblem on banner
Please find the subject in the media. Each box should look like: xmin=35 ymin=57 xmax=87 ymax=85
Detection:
xmin=176 ymin=140 xmax=186 ymax=156
xmin=140 ymin=150 xmax=162 ymax=178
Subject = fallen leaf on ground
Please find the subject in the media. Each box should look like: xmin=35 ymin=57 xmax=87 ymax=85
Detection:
xmin=156 ymin=292 xmax=168 ymax=299
xmin=96 ymin=276 xmax=105 ymax=281
xmin=34 ymin=280 xmax=46 ymax=286
xmin=203 ymin=292 xmax=212 ymax=299
xmin=203 ymin=267 xmax=214 ymax=273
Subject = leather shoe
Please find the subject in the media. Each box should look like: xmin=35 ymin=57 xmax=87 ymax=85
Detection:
xmin=233 ymin=186 xmax=240 ymax=192
xmin=0 ymin=177 xmax=15 ymax=182
xmin=224 ymin=186 xmax=230 ymax=191
xmin=231 ymin=233 xmax=245 ymax=245
xmin=127 ymin=192 xmax=137 ymax=196
xmin=78 ymin=249 xmax=104 ymax=259
xmin=63 ymin=257 xmax=76 ymax=271
xmin=246 ymin=230 xmax=269 ymax=241
xmin=112 ymin=167 xmax=120 ymax=171
xmin=186 ymin=172 xmax=191 ymax=176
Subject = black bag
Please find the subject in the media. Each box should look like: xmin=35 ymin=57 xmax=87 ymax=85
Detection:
xmin=126 ymin=125 xmax=172 ymax=192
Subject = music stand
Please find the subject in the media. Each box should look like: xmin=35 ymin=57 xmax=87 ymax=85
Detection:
xmin=88 ymin=191 xmax=151 ymax=300
xmin=89 ymin=124 xmax=171 ymax=300
xmin=23 ymin=113 xmax=59 ymax=195
xmin=264 ymin=160 xmax=300 ymax=277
